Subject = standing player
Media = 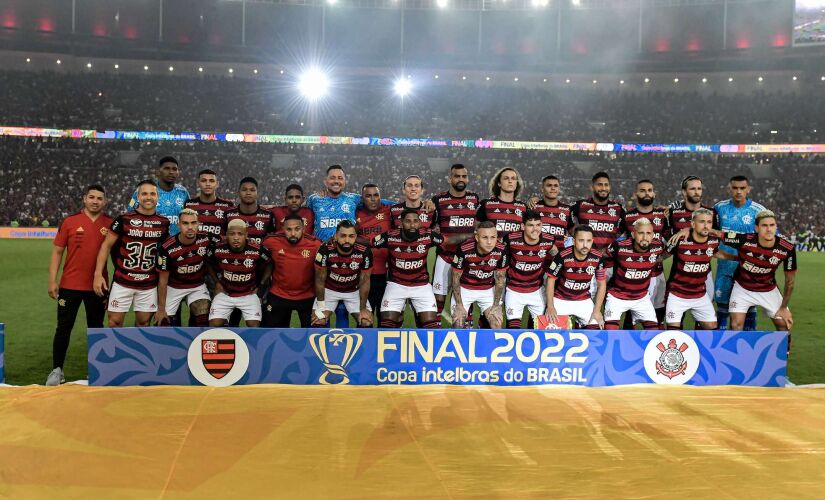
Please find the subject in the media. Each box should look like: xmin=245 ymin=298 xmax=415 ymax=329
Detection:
xmin=430 ymin=164 xmax=479 ymax=321
xmin=389 ymin=175 xmax=435 ymax=229
xmin=271 ymin=184 xmax=314 ymax=236
xmin=312 ymin=220 xmax=373 ymax=327
xmin=372 ymin=209 xmax=444 ymax=329
xmin=546 ymin=225 xmax=606 ymax=329
xmin=46 ymin=184 xmax=112 ymax=386
xmin=356 ymin=184 xmax=392 ymax=314
xmin=207 ymin=219 xmax=272 ymax=327
xmin=94 ymin=180 xmax=170 ymax=327
xmin=476 ymin=167 xmax=528 ymax=240
xmin=129 ymin=156 xmax=189 ymax=236
xmin=184 ymin=168 xmax=233 ymax=243
xmin=603 ymin=218 xmax=665 ymax=330
xmin=226 ymin=177 xmax=275 ymax=247
xmin=533 ymin=175 xmax=574 ymax=251
xmin=504 ymin=211 xmax=556 ymax=328
xmin=154 ymin=209 xmax=212 ymax=327
xmin=713 ymin=175 xmax=768 ymax=330
xmin=451 ymin=222 xmax=508 ymax=329
xmin=261 ymin=214 xmax=322 ymax=327
xmin=667 ymin=175 xmax=716 ymax=300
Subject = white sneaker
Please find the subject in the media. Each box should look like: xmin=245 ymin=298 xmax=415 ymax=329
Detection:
xmin=46 ymin=367 xmax=65 ymax=386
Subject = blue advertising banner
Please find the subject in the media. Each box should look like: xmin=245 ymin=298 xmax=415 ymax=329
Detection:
xmin=88 ymin=328 xmax=788 ymax=387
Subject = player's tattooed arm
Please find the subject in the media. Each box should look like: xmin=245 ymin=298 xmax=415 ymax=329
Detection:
xmin=776 ymin=270 xmax=795 ymax=329
xmin=443 ymin=233 xmax=473 ymax=245
xmin=493 ymin=269 xmax=506 ymax=307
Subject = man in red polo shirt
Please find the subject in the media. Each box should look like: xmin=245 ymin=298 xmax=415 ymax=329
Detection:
xmin=261 ymin=214 xmax=322 ymax=327
xmin=46 ymin=184 xmax=113 ymax=386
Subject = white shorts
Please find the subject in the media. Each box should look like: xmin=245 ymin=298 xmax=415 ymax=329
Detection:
xmin=108 ymin=282 xmax=157 ymax=313
xmin=665 ymin=293 xmax=717 ymax=324
xmin=729 ymin=282 xmax=783 ymax=318
xmin=165 ymin=284 xmax=210 ymax=315
xmin=315 ymin=288 xmax=372 ymax=315
xmin=505 ymin=288 xmax=545 ymax=320
xmin=552 ymin=297 xmax=597 ymax=325
xmin=604 ymin=294 xmax=657 ymax=324
xmin=648 ymin=273 xmax=666 ymax=309
xmin=451 ymin=287 xmax=495 ymax=315
xmin=431 ymin=257 xmax=452 ymax=297
xmin=591 ymin=268 xmax=613 ymax=298
xmin=209 ymin=293 xmax=262 ymax=322
xmin=382 ymin=282 xmax=438 ymax=314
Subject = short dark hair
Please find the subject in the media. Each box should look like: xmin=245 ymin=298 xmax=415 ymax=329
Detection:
xmin=636 ymin=179 xmax=654 ymax=187
xmin=592 ymin=171 xmax=609 ymax=183
xmin=542 ymin=175 xmax=560 ymax=184
xmin=362 ymin=183 xmax=379 ymax=192
xmin=283 ymin=213 xmax=304 ymax=225
xmin=239 ymin=176 xmax=258 ymax=187
xmin=400 ymin=207 xmax=420 ymax=220
xmin=573 ymin=224 xmax=594 ymax=237
xmin=336 ymin=219 xmax=356 ymax=232
xmin=198 ymin=168 xmax=217 ymax=178
xmin=729 ymin=175 xmax=749 ymax=184
xmin=285 ymin=183 xmax=303 ymax=195
xmin=158 ymin=156 xmax=178 ymax=167
xmin=450 ymin=163 xmax=467 ymax=172
xmin=85 ymin=184 xmax=105 ymax=195
xmin=681 ymin=175 xmax=702 ymax=190
xmin=477 ymin=221 xmax=496 ymax=231
xmin=523 ymin=210 xmax=542 ymax=223
xmin=136 ymin=179 xmax=156 ymax=190
xmin=327 ymin=165 xmax=345 ymax=175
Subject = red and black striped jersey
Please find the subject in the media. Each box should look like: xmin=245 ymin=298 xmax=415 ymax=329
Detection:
xmin=548 ymin=248 xmax=605 ymax=301
xmin=668 ymin=201 xmax=714 ymax=233
xmin=209 ymin=243 xmax=271 ymax=297
xmin=607 ymin=239 xmax=665 ymax=300
xmin=373 ymin=230 xmax=443 ymax=287
xmin=452 ymin=239 xmax=508 ymax=290
xmin=476 ymin=197 xmax=527 ymax=239
xmin=723 ymin=232 xmax=797 ymax=292
xmin=623 ymin=207 xmax=669 ymax=276
xmin=571 ymin=198 xmax=624 ymax=265
xmin=225 ymin=206 xmax=275 ymax=247
xmin=156 ymin=234 xmax=212 ymax=289
xmin=314 ymin=241 xmax=373 ymax=293
xmin=505 ymin=232 xmax=556 ymax=293
xmin=184 ymin=197 xmax=233 ymax=243
xmin=271 ymin=206 xmax=314 ymax=236
xmin=357 ymin=206 xmax=392 ymax=274
xmin=534 ymin=200 xmax=574 ymax=249
xmin=389 ymin=202 xmax=435 ymax=230
xmin=110 ymin=211 xmax=170 ymax=290
xmin=666 ymin=235 xmax=720 ymax=299
xmin=431 ymin=191 xmax=479 ymax=262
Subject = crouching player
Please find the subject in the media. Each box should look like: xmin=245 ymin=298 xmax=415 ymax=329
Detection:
xmin=451 ymin=221 xmax=508 ymax=329
xmin=546 ymin=225 xmax=606 ymax=329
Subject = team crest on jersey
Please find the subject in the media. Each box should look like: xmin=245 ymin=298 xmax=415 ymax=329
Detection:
xmin=254 ymin=221 xmax=265 ymax=231
xmin=742 ymin=214 xmax=753 ymax=224
xmin=376 ymin=213 xmax=384 ymax=220
xmin=585 ymin=265 xmax=595 ymax=275
xmin=705 ymin=247 xmax=714 ymax=257
xmin=350 ymin=261 xmax=360 ymax=270
xmin=653 ymin=217 xmax=661 ymax=226
xmin=301 ymin=249 xmax=311 ymax=258
xmin=648 ymin=254 xmax=657 ymax=263
xmin=488 ymin=257 xmax=497 ymax=266
xmin=416 ymin=244 xmax=427 ymax=254
xmin=467 ymin=201 xmax=475 ymax=210
xmin=514 ymin=208 xmax=522 ymax=217
xmin=243 ymin=259 xmax=254 ymax=268
xmin=197 ymin=246 xmax=207 ymax=256
xmin=99 ymin=227 xmax=109 ymax=236
xmin=215 ymin=210 xmax=224 ymax=218
xmin=341 ymin=203 xmax=350 ymax=212
xmin=608 ymin=208 xmax=616 ymax=217
xmin=769 ymin=256 xmax=780 ymax=265
xmin=538 ymin=249 xmax=547 ymax=258
xmin=559 ymin=213 xmax=566 ymax=221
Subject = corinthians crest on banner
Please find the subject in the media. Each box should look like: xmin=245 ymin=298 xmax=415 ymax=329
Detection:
xmin=309 ymin=329 xmax=363 ymax=385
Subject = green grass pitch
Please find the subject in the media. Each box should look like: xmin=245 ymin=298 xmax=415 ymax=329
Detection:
xmin=0 ymin=239 xmax=821 ymax=385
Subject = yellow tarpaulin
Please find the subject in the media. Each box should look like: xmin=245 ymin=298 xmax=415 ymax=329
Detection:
xmin=0 ymin=385 xmax=823 ymax=498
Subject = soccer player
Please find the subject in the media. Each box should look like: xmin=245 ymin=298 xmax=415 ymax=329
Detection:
xmin=389 ymin=175 xmax=435 ymax=229
xmin=271 ymin=184 xmax=314 ymax=236
xmin=94 ymin=180 xmax=170 ymax=327
xmin=664 ymin=208 xmax=722 ymax=330
xmin=184 ymin=168 xmax=233 ymax=243
xmin=312 ymin=220 xmax=373 ymax=327
xmin=46 ymin=184 xmax=112 ymax=386
xmin=451 ymin=222 xmax=508 ymax=329
xmin=533 ymin=175 xmax=574 ymax=251
xmin=155 ymin=209 xmax=212 ymax=327
xmin=430 ymin=164 xmax=479 ymax=321
xmin=356 ymin=184 xmax=392 ymax=314
xmin=373 ymin=208 xmax=444 ymax=329
xmin=504 ymin=211 xmax=556 ymax=328
xmin=261 ymin=214 xmax=322 ymax=327
xmin=226 ymin=177 xmax=275 ymax=247
xmin=207 ymin=219 xmax=272 ymax=327
xmin=603 ymin=218 xmax=665 ymax=330
xmin=546 ymin=225 xmax=606 ymax=329
xmin=667 ymin=175 xmax=716 ymax=300
xmin=476 ymin=167 xmax=528 ymax=239
xmin=129 ymin=156 xmax=189 ymax=236
xmin=713 ymin=175 xmax=769 ymax=331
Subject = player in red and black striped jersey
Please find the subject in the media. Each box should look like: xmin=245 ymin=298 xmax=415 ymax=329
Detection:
xmin=372 ymin=208 xmax=444 ymax=329
xmin=547 ymin=225 xmax=606 ymax=328
xmin=184 ymin=169 xmax=234 ymax=243
xmin=155 ymin=209 xmax=212 ymax=327
xmin=571 ymin=171 xmax=625 ymax=270
xmin=389 ymin=175 xmax=436 ymax=230
xmin=271 ymin=184 xmax=314 ymax=236
xmin=533 ymin=175 xmax=574 ymax=251
xmin=504 ymin=211 xmax=556 ymax=328
xmin=477 ymin=167 xmax=527 ymax=239
xmin=94 ymin=180 xmax=170 ymax=327
xmin=225 ymin=177 xmax=275 ymax=247
xmin=667 ymin=176 xmax=715 ymax=233
xmin=313 ymin=220 xmax=373 ymax=327
xmin=451 ymin=222 xmax=508 ymax=328
xmin=357 ymin=184 xmax=393 ymax=314
xmin=430 ymin=164 xmax=479 ymax=320
xmin=207 ymin=219 xmax=272 ymax=327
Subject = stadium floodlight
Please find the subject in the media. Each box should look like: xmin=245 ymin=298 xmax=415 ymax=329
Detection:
xmin=461 ymin=75 xmax=467 ymax=80
xmin=434 ymin=74 xmax=439 ymax=79
xmin=298 ymin=68 xmax=330 ymax=101
xmin=144 ymin=65 xmax=149 ymax=71
xmin=673 ymin=77 xmax=679 ymax=83
xmin=86 ymin=62 xmax=92 ymax=68
xmin=486 ymin=76 xmax=491 ymax=81
xmin=758 ymin=76 xmax=763 ymax=82
xmin=56 ymin=59 xmax=61 ymax=65
xmin=728 ymin=77 xmax=733 ymax=82
xmin=328 ymin=0 xmax=337 ymax=4
xmin=280 ymin=69 xmax=285 ymax=75
xmin=543 ymin=78 xmax=547 ymax=82
xmin=644 ymin=77 xmax=650 ymax=83
xmin=702 ymin=77 xmax=707 ymax=83
xmin=436 ymin=0 xmax=448 ymax=8
xmin=792 ymin=75 xmax=798 ymax=81
xmin=821 ymin=76 xmax=825 ymax=81
xmin=228 ymin=68 xmax=234 ymax=74
xmin=514 ymin=77 xmax=519 ymax=82
xmin=565 ymin=78 xmax=571 ymax=83
xmin=592 ymin=79 xmax=598 ymax=84
xmin=620 ymin=79 xmax=625 ymax=85
xmin=394 ymin=78 xmax=412 ymax=97
xmin=254 ymin=69 xmax=258 ymax=74
xmin=531 ymin=0 xmax=549 ymax=7
xmin=571 ymin=0 xmax=581 ymax=5
xmin=198 ymin=66 xmax=204 ymax=72
xmin=114 ymin=63 xmax=119 ymax=69
xmin=26 ymin=57 xmax=30 ymax=63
